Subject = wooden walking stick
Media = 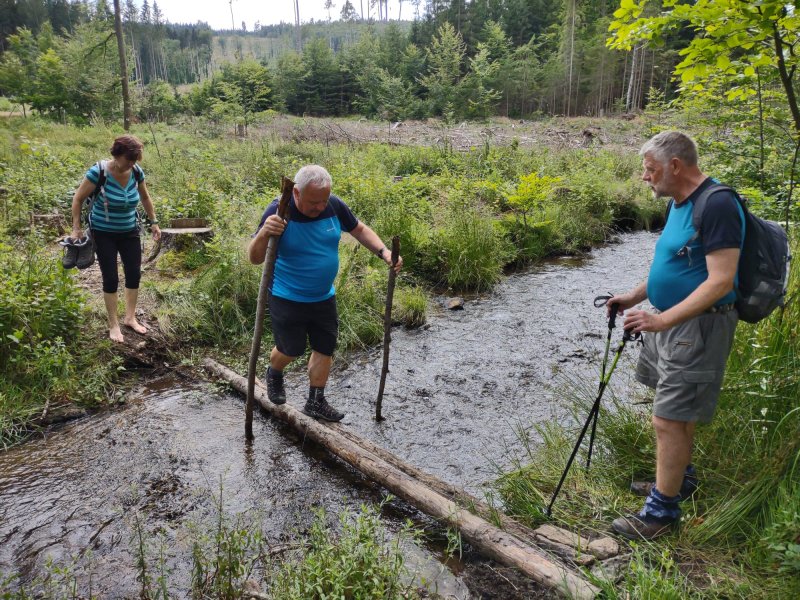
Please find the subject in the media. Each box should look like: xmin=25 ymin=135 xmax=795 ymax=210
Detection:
xmin=245 ymin=176 xmax=294 ymax=440
xmin=375 ymin=236 xmax=400 ymax=421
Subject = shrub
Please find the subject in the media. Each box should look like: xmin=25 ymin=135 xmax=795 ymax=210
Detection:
xmin=269 ymin=505 xmax=420 ymax=600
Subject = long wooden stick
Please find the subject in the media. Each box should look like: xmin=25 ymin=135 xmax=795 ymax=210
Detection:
xmin=203 ymin=358 xmax=598 ymax=599
xmin=245 ymin=177 xmax=294 ymax=440
xmin=375 ymin=236 xmax=400 ymax=421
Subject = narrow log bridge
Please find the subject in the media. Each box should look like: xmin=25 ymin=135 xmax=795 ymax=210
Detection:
xmin=203 ymin=358 xmax=600 ymax=599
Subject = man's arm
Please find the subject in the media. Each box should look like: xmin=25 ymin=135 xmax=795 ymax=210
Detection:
xmin=247 ymin=215 xmax=285 ymax=264
xmin=623 ymin=247 xmax=739 ymax=333
xmin=348 ymin=222 xmax=403 ymax=273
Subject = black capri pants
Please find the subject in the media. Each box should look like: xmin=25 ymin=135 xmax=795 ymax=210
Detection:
xmin=268 ymin=295 xmax=339 ymax=357
xmin=92 ymin=228 xmax=141 ymax=294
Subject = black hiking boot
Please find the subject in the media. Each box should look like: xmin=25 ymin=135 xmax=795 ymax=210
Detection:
xmin=265 ymin=367 xmax=286 ymax=405
xmin=302 ymin=388 xmax=344 ymax=422
xmin=611 ymin=513 xmax=677 ymax=541
xmin=630 ymin=475 xmax=699 ymax=500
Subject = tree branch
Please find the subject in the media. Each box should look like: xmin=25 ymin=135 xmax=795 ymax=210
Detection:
xmin=773 ymin=23 xmax=800 ymax=134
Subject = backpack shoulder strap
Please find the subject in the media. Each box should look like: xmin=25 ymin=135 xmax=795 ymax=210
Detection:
xmin=665 ymin=198 xmax=674 ymax=223
xmin=95 ymin=160 xmax=107 ymax=188
xmin=132 ymin=164 xmax=144 ymax=185
xmin=690 ymin=183 xmax=735 ymax=238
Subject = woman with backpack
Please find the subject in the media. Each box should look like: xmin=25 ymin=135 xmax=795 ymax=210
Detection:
xmin=70 ymin=135 xmax=161 ymax=343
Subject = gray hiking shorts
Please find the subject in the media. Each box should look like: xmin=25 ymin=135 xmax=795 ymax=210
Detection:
xmin=636 ymin=308 xmax=738 ymax=423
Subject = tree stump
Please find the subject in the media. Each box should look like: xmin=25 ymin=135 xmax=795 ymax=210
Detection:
xmin=32 ymin=212 xmax=67 ymax=235
xmin=147 ymin=224 xmax=213 ymax=262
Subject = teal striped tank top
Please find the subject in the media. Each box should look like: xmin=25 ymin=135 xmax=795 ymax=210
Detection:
xmin=85 ymin=161 xmax=145 ymax=232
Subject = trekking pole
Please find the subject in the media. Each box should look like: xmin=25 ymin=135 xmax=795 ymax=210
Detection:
xmin=545 ymin=296 xmax=639 ymax=517
xmin=586 ymin=294 xmax=616 ymax=471
xmin=376 ymin=236 xmax=400 ymax=422
xmin=245 ymin=177 xmax=293 ymax=441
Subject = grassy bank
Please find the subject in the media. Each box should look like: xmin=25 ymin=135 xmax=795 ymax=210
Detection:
xmin=495 ymin=239 xmax=800 ymax=598
xmin=0 ymin=115 xmax=659 ymax=447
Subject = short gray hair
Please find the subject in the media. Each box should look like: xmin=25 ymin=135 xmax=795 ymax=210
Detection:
xmin=640 ymin=131 xmax=698 ymax=166
xmin=294 ymin=165 xmax=332 ymax=191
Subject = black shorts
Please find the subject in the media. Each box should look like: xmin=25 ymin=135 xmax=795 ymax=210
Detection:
xmin=268 ymin=295 xmax=338 ymax=357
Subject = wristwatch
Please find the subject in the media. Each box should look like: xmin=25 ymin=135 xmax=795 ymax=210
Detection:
xmin=377 ymin=247 xmax=388 ymax=259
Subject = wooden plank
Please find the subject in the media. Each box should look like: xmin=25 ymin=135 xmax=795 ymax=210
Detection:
xmin=203 ymin=358 xmax=599 ymax=600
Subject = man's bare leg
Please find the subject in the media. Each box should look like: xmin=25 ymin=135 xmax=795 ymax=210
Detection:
xmin=653 ymin=415 xmax=695 ymax=496
xmin=308 ymin=351 xmax=332 ymax=387
xmin=270 ymin=346 xmax=296 ymax=371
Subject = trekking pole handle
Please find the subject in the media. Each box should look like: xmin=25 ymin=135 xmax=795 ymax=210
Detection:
xmin=608 ymin=302 xmax=620 ymax=329
xmin=593 ymin=295 xmax=619 ymax=329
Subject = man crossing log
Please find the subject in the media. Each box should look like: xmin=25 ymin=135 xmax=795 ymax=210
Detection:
xmin=247 ymin=165 xmax=402 ymax=422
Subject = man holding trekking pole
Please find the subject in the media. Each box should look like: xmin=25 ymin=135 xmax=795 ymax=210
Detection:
xmin=608 ymin=131 xmax=744 ymax=540
xmin=248 ymin=165 xmax=402 ymax=422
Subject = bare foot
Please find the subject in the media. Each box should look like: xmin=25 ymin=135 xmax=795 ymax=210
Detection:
xmin=109 ymin=326 xmax=125 ymax=343
xmin=123 ymin=318 xmax=149 ymax=334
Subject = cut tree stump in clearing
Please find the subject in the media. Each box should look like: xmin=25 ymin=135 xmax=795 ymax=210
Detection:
xmin=147 ymin=226 xmax=213 ymax=262
xmin=203 ymin=358 xmax=600 ymax=599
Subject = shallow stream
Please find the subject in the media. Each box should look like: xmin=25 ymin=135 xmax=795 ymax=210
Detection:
xmin=0 ymin=231 xmax=657 ymax=598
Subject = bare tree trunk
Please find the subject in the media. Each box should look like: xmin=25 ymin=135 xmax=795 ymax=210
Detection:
xmin=626 ymin=44 xmax=642 ymax=112
xmin=294 ymin=0 xmax=302 ymax=52
xmin=113 ymin=0 xmax=131 ymax=130
xmin=565 ymin=0 xmax=576 ymax=117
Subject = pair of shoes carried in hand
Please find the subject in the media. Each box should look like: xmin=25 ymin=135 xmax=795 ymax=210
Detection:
xmin=60 ymin=236 xmax=94 ymax=270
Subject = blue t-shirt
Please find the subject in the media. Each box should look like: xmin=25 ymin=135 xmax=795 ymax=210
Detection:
xmin=256 ymin=194 xmax=359 ymax=302
xmin=86 ymin=161 xmax=144 ymax=232
xmin=647 ymin=178 xmax=745 ymax=311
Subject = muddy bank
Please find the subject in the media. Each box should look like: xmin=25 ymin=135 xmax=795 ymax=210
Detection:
xmin=1 ymin=231 xmax=657 ymax=598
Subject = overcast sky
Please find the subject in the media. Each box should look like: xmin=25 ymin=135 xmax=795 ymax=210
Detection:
xmin=151 ymin=1 xmax=416 ymax=30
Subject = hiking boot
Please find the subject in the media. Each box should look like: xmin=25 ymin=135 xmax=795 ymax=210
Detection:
xmin=265 ymin=367 xmax=286 ymax=405
xmin=303 ymin=390 xmax=344 ymax=422
xmin=61 ymin=237 xmax=79 ymax=269
xmin=611 ymin=513 xmax=676 ymax=541
xmin=75 ymin=236 xmax=95 ymax=270
xmin=630 ymin=476 xmax=699 ymax=500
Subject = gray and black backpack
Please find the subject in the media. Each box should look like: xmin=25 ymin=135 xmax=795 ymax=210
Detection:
xmin=668 ymin=184 xmax=791 ymax=323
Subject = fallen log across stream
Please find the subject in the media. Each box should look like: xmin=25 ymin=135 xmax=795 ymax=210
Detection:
xmin=202 ymin=358 xmax=599 ymax=599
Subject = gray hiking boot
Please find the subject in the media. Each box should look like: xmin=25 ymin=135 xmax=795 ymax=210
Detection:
xmin=61 ymin=237 xmax=79 ymax=269
xmin=302 ymin=389 xmax=344 ymax=422
xmin=75 ymin=236 xmax=95 ymax=270
xmin=611 ymin=514 xmax=676 ymax=541
xmin=265 ymin=367 xmax=286 ymax=405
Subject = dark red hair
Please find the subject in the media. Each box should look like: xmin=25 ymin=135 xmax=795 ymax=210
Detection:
xmin=110 ymin=135 xmax=144 ymax=161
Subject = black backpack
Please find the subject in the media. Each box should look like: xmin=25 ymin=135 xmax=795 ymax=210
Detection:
xmin=667 ymin=184 xmax=791 ymax=323
xmin=83 ymin=160 xmax=145 ymax=227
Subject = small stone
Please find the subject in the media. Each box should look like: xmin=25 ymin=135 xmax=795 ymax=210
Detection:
xmin=446 ymin=297 xmax=465 ymax=310
xmin=535 ymin=524 xmax=590 ymax=549
xmin=590 ymin=553 xmax=630 ymax=583
xmin=587 ymin=536 xmax=620 ymax=559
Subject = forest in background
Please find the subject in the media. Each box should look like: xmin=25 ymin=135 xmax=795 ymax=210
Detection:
xmin=0 ymin=0 xmax=684 ymax=124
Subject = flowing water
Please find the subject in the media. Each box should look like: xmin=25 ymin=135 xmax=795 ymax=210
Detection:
xmin=0 ymin=231 xmax=658 ymax=598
